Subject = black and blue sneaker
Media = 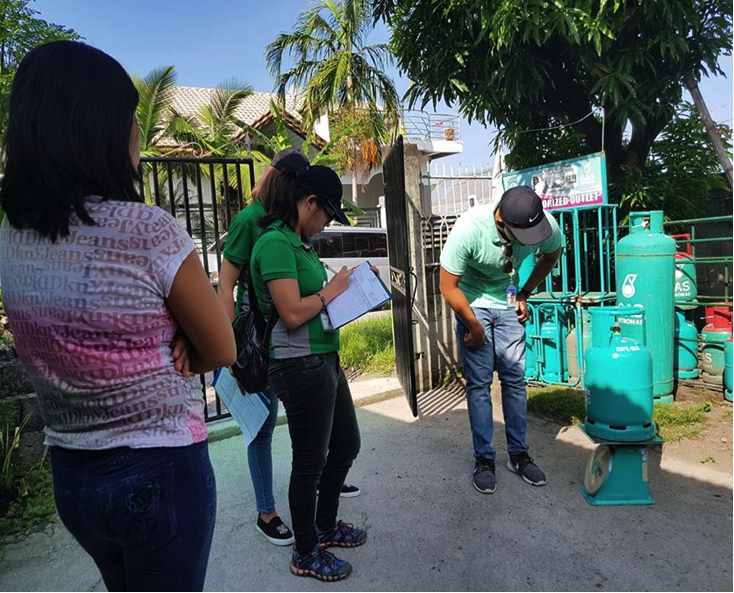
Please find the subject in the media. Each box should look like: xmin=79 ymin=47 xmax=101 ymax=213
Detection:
xmin=317 ymin=520 xmax=367 ymax=548
xmin=290 ymin=544 xmax=352 ymax=581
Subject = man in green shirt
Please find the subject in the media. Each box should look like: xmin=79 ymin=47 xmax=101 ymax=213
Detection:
xmin=440 ymin=186 xmax=562 ymax=494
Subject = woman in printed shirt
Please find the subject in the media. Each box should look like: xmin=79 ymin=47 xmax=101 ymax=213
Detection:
xmin=0 ymin=41 xmax=235 ymax=591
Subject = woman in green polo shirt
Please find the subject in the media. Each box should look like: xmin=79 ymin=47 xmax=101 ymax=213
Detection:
xmin=218 ymin=149 xmax=308 ymax=547
xmin=250 ymin=165 xmax=365 ymax=582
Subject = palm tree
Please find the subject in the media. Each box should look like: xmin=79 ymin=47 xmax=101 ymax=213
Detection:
xmin=133 ymin=66 xmax=178 ymax=158
xmin=265 ymin=0 xmax=399 ymax=202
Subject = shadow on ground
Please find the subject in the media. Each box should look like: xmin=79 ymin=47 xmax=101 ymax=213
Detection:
xmin=1 ymin=384 xmax=732 ymax=592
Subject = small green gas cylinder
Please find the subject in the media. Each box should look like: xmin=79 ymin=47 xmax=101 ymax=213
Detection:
xmin=585 ymin=307 xmax=656 ymax=442
xmin=671 ymin=234 xmax=697 ymax=310
xmin=701 ymin=307 xmax=732 ymax=386
xmin=674 ymin=310 xmax=699 ymax=380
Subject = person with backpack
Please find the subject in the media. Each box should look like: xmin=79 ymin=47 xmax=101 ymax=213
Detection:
xmin=250 ymin=165 xmax=364 ymax=582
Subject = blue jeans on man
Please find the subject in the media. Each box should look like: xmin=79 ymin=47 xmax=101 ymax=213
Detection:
xmin=456 ymin=307 xmax=529 ymax=461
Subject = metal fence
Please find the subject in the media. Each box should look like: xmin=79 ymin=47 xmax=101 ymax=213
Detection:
xmin=402 ymin=111 xmax=462 ymax=143
xmin=423 ymin=161 xmax=495 ymax=216
xmin=140 ymin=156 xmax=256 ymax=422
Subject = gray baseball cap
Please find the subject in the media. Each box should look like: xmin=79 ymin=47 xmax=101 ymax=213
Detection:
xmin=498 ymin=186 xmax=553 ymax=245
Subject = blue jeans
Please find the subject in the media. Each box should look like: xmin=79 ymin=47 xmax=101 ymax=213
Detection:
xmin=456 ymin=307 xmax=529 ymax=461
xmin=50 ymin=441 xmax=216 ymax=592
xmin=247 ymin=387 xmax=278 ymax=514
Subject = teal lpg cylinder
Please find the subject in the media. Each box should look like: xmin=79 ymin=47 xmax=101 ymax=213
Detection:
xmin=674 ymin=311 xmax=699 ymax=380
xmin=701 ymin=307 xmax=732 ymax=386
xmin=672 ymin=234 xmax=697 ymax=310
xmin=525 ymin=337 xmax=537 ymax=381
xmin=585 ymin=307 xmax=656 ymax=441
xmin=518 ymin=253 xmax=538 ymax=381
xmin=725 ymin=339 xmax=733 ymax=402
xmin=567 ymin=308 xmax=592 ymax=382
xmin=616 ymin=211 xmax=676 ymax=403
xmin=525 ymin=303 xmax=538 ymax=381
xmin=540 ymin=309 xmax=568 ymax=383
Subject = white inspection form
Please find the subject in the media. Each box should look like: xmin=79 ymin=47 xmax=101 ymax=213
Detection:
xmin=326 ymin=261 xmax=391 ymax=329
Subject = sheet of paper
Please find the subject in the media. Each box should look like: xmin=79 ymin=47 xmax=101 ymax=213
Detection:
xmin=326 ymin=261 xmax=391 ymax=329
xmin=212 ymin=368 xmax=269 ymax=446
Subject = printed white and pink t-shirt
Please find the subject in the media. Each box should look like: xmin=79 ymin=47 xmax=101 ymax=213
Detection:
xmin=0 ymin=198 xmax=207 ymax=449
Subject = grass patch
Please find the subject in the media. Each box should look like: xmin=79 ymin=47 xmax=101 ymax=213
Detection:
xmin=527 ymin=386 xmax=585 ymax=425
xmin=653 ymin=401 xmax=712 ymax=442
xmin=0 ymin=460 xmax=55 ymax=542
xmin=526 ymin=388 xmax=713 ymax=443
xmin=339 ymin=315 xmax=394 ymax=375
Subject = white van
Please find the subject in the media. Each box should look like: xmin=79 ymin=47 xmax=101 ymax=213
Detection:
xmin=313 ymin=226 xmax=389 ymax=287
xmin=203 ymin=226 xmax=389 ymax=288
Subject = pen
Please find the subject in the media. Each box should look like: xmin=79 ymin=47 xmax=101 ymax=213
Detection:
xmin=323 ymin=262 xmax=339 ymax=275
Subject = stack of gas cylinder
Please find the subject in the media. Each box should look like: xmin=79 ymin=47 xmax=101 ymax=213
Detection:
xmin=522 ymin=209 xmax=732 ymax=403
xmin=701 ymin=307 xmax=733 ymax=401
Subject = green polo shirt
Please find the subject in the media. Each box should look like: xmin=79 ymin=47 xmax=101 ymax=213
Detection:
xmin=222 ymin=198 xmax=267 ymax=315
xmin=440 ymin=203 xmax=562 ymax=309
xmin=250 ymin=222 xmax=338 ymax=359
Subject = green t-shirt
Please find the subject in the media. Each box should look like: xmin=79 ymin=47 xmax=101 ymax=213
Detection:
xmin=440 ymin=203 xmax=562 ymax=309
xmin=222 ymin=198 xmax=267 ymax=315
xmin=250 ymin=222 xmax=339 ymax=359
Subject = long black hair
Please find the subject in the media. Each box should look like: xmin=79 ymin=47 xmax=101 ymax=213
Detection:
xmin=0 ymin=41 xmax=142 ymax=241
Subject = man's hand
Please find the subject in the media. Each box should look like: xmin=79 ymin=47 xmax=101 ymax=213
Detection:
xmin=464 ymin=323 xmax=487 ymax=349
xmin=171 ymin=333 xmax=192 ymax=378
xmin=515 ymin=293 xmax=529 ymax=323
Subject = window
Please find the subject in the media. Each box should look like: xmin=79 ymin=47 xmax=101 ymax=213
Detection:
xmin=315 ymin=232 xmax=343 ymax=258
xmin=368 ymin=233 xmax=388 ymax=257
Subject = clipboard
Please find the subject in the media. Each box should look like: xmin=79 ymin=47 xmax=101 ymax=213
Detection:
xmin=325 ymin=261 xmax=391 ymax=329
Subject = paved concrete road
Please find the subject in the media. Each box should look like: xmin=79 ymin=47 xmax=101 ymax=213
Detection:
xmin=1 ymin=387 xmax=732 ymax=592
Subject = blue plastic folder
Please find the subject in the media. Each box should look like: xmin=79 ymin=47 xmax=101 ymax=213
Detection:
xmin=212 ymin=368 xmax=270 ymax=446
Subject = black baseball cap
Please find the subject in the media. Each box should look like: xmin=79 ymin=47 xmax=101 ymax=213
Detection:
xmin=296 ymin=165 xmax=350 ymax=225
xmin=271 ymin=148 xmax=309 ymax=172
xmin=498 ymin=186 xmax=553 ymax=245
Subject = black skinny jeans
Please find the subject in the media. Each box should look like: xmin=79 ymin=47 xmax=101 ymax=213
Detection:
xmin=268 ymin=352 xmax=361 ymax=555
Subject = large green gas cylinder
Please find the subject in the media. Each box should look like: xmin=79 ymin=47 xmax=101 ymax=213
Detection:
xmin=674 ymin=310 xmax=699 ymax=380
xmin=701 ymin=307 xmax=732 ymax=386
xmin=616 ymin=211 xmax=675 ymax=403
xmin=671 ymin=234 xmax=697 ymax=310
xmin=585 ymin=307 xmax=656 ymax=441
xmin=725 ymin=338 xmax=733 ymax=402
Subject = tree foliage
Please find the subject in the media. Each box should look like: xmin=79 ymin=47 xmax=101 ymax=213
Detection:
xmin=504 ymin=103 xmax=731 ymax=221
xmin=267 ymin=0 xmax=399 ymax=134
xmin=0 ymin=0 xmax=80 ymax=142
xmin=375 ymin=0 xmax=732 ymax=178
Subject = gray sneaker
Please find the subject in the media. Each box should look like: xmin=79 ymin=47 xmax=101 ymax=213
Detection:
xmin=507 ymin=452 xmax=547 ymax=486
xmin=473 ymin=457 xmax=497 ymax=493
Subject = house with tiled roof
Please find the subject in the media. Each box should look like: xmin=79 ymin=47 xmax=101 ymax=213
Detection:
xmin=162 ymin=86 xmax=330 ymax=153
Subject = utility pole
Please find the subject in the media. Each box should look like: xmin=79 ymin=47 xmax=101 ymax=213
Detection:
xmin=686 ymin=78 xmax=733 ymax=188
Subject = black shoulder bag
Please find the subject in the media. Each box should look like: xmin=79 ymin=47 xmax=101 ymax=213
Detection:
xmin=230 ymin=250 xmax=279 ymax=394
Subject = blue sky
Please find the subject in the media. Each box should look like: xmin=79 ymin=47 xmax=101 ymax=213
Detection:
xmin=32 ymin=0 xmax=733 ymax=168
